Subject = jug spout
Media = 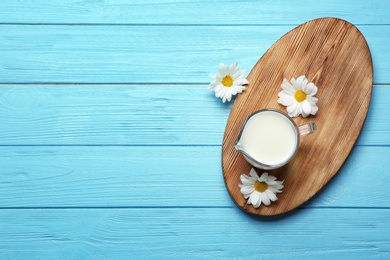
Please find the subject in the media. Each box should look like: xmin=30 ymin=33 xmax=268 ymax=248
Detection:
xmin=235 ymin=142 xmax=244 ymax=153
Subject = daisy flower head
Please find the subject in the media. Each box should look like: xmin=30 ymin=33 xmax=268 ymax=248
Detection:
xmin=239 ymin=168 xmax=284 ymax=208
xmin=278 ymin=75 xmax=319 ymax=118
xmin=207 ymin=61 xmax=248 ymax=103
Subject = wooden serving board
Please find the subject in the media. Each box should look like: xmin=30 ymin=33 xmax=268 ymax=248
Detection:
xmin=222 ymin=18 xmax=373 ymax=216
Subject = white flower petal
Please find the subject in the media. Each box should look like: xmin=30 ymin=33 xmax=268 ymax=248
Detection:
xmin=281 ymin=79 xmax=295 ymax=94
xmin=266 ymin=180 xmax=277 ymax=186
xmin=290 ymin=78 xmax=298 ymax=90
xmin=239 ymin=169 xmax=283 ymax=208
xmin=278 ymin=94 xmax=296 ymax=106
xmin=310 ymin=83 xmax=318 ymax=96
xmin=268 ymin=187 xmax=280 ymax=194
xmin=278 ymin=90 xmax=288 ymax=97
xmin=209 ymin=73 xmax=217 ymax=79
xmin=278 ymin=76 xmax=318 ymax=117
xmin=253 ymin=193 xmax=262 ymax=208
xmin=240 ymin=175 xmax=255 ymax=185
xmin=240 ymin=186 xmax=255 ymax=197
xmin=302 ymin=100 xmax=312 ymax=115
xmin=219 ymin=63 xmax=228 ymax=76
xmin=307 ymin=96 xmax=318 ymax=104
xmin=311 ymin=105 xmax=319 ymax=115
xmin=266 ymin=190 xmax=278 ymax=202
xmin=258 ymin=172 xmax=269 ymax=182
xmin=267 ymin=175 xmax=277 ymax=182
xmin=305 ymin=96 xmax=317 ymax=106
xmin=234 ymin=78 xmax=248 ymax=86
xmin=229 ymin=63 xmax=239 ymax=74
xmin=208 ymin=62 xmax=247 ymax=103
xmin=239 ymin=69 xmax=247 ymax=78
xmin=303 ymin=82 xmax=314 ymax=95
xmin=231 ymin=70 xmax=242 ymax=79
xmin=206 ymin=84 xmax=215 ymax=91
xmin=234 ymin=85 xmax=246 ymax=94
xmin=230 ymin=88 xmax=238 ymax=96
xmin=215 ymin=85 xmax=225 ymax=98
xmin=248 ymin=192 xmax=260 ymax=206
xmin=301 ymin=77 xmax=308 ymax=90
xmin=260 ymin=192 xmax=271 ymax=206
xmin=270 ymin=183 xmax=284 ymax=192
xmin=225 ymin=90 xmax=233 ymax=102
xmin=286 ymin=101 xmax=298 ymax=114
xmin=289 ymin=104 xmax=301 ymax=118
xmin=249 ymin=168 xmax=259 ymax=179
xmin=274 ymin=181 xmax=285 ymax=188
xmin=295 ymin=75 xmax=306 ymax=89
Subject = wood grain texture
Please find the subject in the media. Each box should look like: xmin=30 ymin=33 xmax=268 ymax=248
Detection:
xmin=0 ymin=146 xmax=388 ymax=208
xmin=223 ymin=18 xmax=373 ymax=216
xmin=0 ymin=25 xmax=388 ymax=84
xmin=0 ymin=208 xmax=389 ymax=259
xmin=0 ymin=85 xmax=388 ymax=146
xmin=0 ymin=0 xmax=389 ymax=258
xmin=0 ymin=0 xmax=389 ymax=25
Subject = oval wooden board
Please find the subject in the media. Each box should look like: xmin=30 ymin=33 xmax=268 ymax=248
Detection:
xmin=222 ymin=18 xmax=373 ymax=216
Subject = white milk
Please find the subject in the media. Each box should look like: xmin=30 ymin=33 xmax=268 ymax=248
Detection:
xmin=240 ymin=111 xmax=297 ymax=166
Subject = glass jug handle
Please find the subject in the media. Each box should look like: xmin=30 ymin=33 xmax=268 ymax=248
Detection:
xmin=298 ymin=122 xmax=317 ymax=136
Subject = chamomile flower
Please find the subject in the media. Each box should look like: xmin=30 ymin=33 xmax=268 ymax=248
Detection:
xmin=239 ymin=168 xmax=284 ymax=208
xmin=207 ymin=61 xmax=248 ymax=103
xmin=278 ymin=75 xmax=319 ymax=118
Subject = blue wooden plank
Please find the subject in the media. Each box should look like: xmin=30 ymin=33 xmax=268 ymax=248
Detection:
xmin=0 ymin=0 xmax=389 ymax=25
xmin=0 ymin=25 xmax=388 ymax=84
xmin=0 ymin=86 xmax=387 ymax=146
xmin=0 ymin=145 xmax=387 ymax=208
xmin=0 ymin=208 xmax=388 ymax=259
xmin=0 ymin=1 xmax=387 ymax=259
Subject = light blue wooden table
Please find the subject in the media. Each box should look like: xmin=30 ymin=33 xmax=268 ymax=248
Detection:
xmin=0 ymin=1 xmax=389 ymax=259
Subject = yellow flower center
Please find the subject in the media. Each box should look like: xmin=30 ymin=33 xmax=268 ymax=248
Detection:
xmin=254 ymin=181 xmax=268 ymax=192
xmin=294 ymin=90 xmax=307 ymax=102
xmin=221 ymin=75 xmax=234 ymax=87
